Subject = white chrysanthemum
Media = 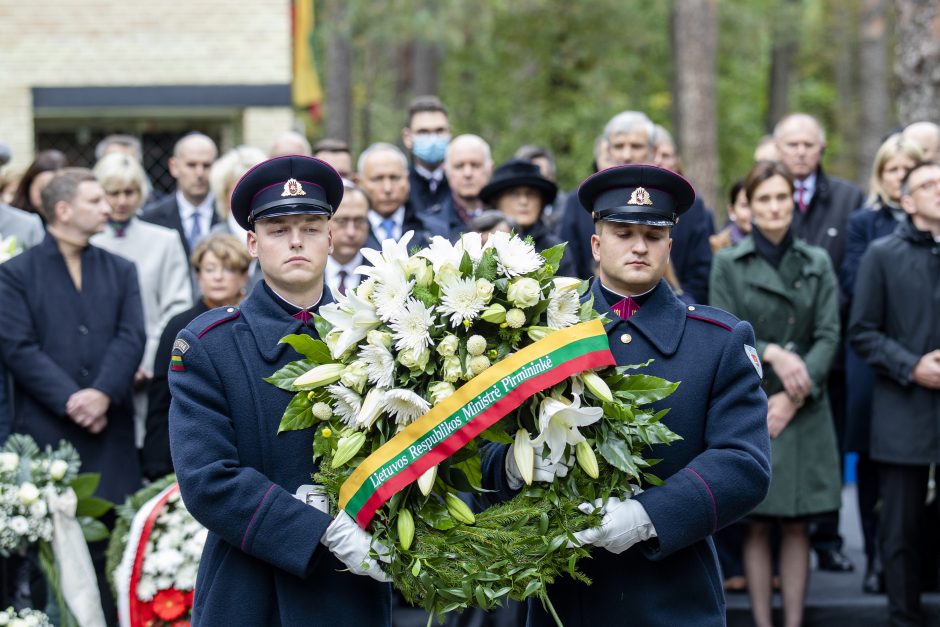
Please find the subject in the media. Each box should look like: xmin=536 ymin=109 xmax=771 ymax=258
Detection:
xmin=383 ymin=389 xmax=431 ymax=426
xmin=487 ymin=231 xmax=543 ymax=277
xmin=438 ymin=277 xmax=486 ymax=328
xmin=369 ymin=269 xmax=414 ymax=322
xmin=327 ymin=384 xmax=362 ymax=427
xmin=359 ymin=342 xmax=396 ymax=389
xmin=390 ymin=298 xmax=434 ymax=353
xmin=547 ymin=287 xmax=581 ymax=329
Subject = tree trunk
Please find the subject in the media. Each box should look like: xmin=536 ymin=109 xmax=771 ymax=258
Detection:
xmin=672 ymin=0 xmax=719 ymax=211
xmin=859 ymin=0 xmax=890 ymax=180
xmin=832 ymin=0 xmax=859 ymax=182
xmin=767 ymin=0 xmax=801 ymax=131
xmin=895 ymin=0 xmax=940 ymax=124
xmin=412 ymin=40 xmax=441 ymax=97
xmin=324 ymin=0 xmax=352 ymax=142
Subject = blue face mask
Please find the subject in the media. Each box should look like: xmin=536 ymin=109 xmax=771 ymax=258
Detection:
xmin=412 ymin=134 xmax=450 ymax=166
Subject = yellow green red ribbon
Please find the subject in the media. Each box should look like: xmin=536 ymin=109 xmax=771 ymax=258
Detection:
xmin=339 ymin=319 xmax=615 ymax=528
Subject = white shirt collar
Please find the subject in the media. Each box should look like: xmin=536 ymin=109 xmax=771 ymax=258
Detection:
xmin=326 ymin=252 xmax=363 ymax=297
xmin=176 ymin=191 xmax=214 ymax=220
xmin=414 ymin=163 xmax=444 ymax=183
xmin=368 ymin=206 xmax=406 ymax=240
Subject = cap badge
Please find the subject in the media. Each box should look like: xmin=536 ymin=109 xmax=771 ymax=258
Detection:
xmin=281 ymin=178 xmax=307 ymax=197
xmin=627 ymin=186 xmax=653 ymax=206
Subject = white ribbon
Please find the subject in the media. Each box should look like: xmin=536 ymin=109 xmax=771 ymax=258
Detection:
xmin=46 ymin=486 xmax=107 ymax=627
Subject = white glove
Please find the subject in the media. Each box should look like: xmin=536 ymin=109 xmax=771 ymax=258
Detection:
xmin=571 ymin=496 xmax=657 ymax=554
xmin=505 ymin=442 xmax=573 ymax=489
xmin=320 ymin=511 xmax=391 ymax=582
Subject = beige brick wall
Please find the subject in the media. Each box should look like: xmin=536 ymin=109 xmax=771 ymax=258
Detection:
xmin=0 ymin=0 xmax=294 ymax=169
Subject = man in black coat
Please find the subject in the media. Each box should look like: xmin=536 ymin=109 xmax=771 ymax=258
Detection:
xmin=402 ymin=95 xmax=452 ymax=214
xmin=0 ymin=168 xmax=146 ymax=621
xmin=141 ymin=132 xmax=219 ymax=258
xmin=169 ymin=156 xmax=391 ymax=626
xmin=849 ymin=161 xmax=940 ymax=627
xmin=775 ymin=112 xmax=866 ymax=572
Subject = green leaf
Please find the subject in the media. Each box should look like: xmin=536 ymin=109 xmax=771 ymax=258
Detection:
xmin=596 ymin=428 xmax=639 ymax=477
xmin=523 ymin=579 xmax=542 ymax=598
xmin=642 ymin=472 xmax=665 ymax=487
xmin=80 ymin=518 xmax=110 ymax=543
xmin=312 ymin=314 xmax=333 ymax=343
xmin=70 ymin=473 xmax=100 ymax=500
xmin=278 ymin=392 xmax=316 ymax=433
xmin=263 ymin=359 xmax=315 ymax=391
xmin=478 ymin=425 xmax=513 ymax=444
xmin=613 ymin=375 xmax=679 ymax=405
xmin=417 ymin=497 xmax=456 ymax=531
xmin=539 ymin=242 xmax=566 ymax=273
xmin=413 ymin=285 xmax=437 ymax=308
xmin=451 ymin=458 xmax=484 ymax=492
xmin=459 ymin=250 xmax=474 ymax=276
xmin=474 ymin=248 xmax=498 ymax=281
xmin=278 ymin=335 xmax=332 ymax=362
xmin=76 ymin=496 xmax=112 ymax=518
xmin=313 ymin=425 xmax=334 ymax=461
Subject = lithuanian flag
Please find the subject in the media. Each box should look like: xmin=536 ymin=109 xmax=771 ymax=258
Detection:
xmin=292 ymin=0 xmax=323 ymax=121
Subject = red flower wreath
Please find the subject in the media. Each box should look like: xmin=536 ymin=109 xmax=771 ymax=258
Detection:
xmin=152 ymin=588 xmax=187 ymax=621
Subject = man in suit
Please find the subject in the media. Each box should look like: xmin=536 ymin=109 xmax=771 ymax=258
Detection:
xmin=169 ymin=155 xmax=391 ymax=625
xmin=482 ymin=164 xmax=771 ymax=626
xmin=402 ymin=95 xmax=451 ymax=214
xmin=326 ymin=179 xmax=370 ymax=298
xmin=775 ymin=112 xmax=866 ymax=573
xmin=358 ymin=142 xmax=448 ymax=250
xmin=0 ymin=168 xmax=145 ymax=619
xmin=424 ymin=134 xmax=493 ymax=242
xmin=142 ymin=132 xmax=219 ymax=257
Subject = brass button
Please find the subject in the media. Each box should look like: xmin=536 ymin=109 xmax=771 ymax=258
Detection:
xmin=227 ymin=307 xmax=235 ymax=313
xmin=620 ymin=333 xmax=633 ymax=344
xmin=687 ymin=306 xmax=696 ymax=311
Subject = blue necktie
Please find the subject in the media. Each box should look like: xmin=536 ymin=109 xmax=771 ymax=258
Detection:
xmin=380 ymin=218 xmax=396 ymax=241
xmin=188 ymin=212 xmax=203 ymax=249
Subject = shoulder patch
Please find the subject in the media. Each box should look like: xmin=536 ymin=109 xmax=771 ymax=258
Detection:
xmin=684 ymin=304 xmax=739 ymax=332
xmin=187 ymin=306 xmax=241 ymax=339
xmin=173 ymin=338 xmax=190 ymax=354
xmin=744 ymin=344 xmax=763 ymax=378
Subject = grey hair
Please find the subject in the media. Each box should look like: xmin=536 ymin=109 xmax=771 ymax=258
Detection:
xmin=603 ymin=111 xmax=655 ymax=146
xmin=773 ymin=113 xmax=826 ymax=144
xmin=357 ymin=142 xmax=408 ymax=173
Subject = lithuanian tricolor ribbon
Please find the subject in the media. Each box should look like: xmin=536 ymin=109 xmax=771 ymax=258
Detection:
xmin=339 ymin=319 xmax=616 ymax=528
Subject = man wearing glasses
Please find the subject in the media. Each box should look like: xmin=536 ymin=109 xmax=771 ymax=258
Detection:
xmin=849 ymin=160 xmax=940 ymax=627
xmin=326 ymin=180 xmax=371 ymax=297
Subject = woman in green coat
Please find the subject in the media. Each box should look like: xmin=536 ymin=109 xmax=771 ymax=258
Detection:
xmin=710 ymin=160 xmax=841 ymax=627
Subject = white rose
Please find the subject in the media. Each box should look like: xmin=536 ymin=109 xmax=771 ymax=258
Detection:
xmin=442 ymin=356 xmax=463 ymax=383
xmin=435 ymin=263 xmax=461 ymax=286
xmin=356 ymin=277 xmax=376 ymax=302
xmin=507 ymin=277 xmax=542 ymax=308
xmin=340 ymin=360 xmax=368 ymax=393
xmin=0 ymin=452 xmax=19 ymax=474
xmin=405 ymin=257 xmax=434 ymax=287
xmin=48 ymin=459 xmax=69 ymax=481
xmin=505 ymin=308 xmax=527 ymax=329
xmin=366 ymin=330 xmax=393 ymax=349
xmin=29 ymin=500 xmax=47 ymax=519
xmin=427 ymin=381 xmax=456 ymax=406
xmin=398 ymin=347 xmax=430 ymax=371
xmin=466 ymin=335 xmax=487 ymax=357
xmin=475 ymin=278 xmax=494 ymax=303
xmin=17 ymin=482 xmax=39 ymax=506
xmin=436 ymin=335 xmax=459 ymax=358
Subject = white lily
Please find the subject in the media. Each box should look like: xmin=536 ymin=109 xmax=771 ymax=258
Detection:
xmin=356 ymin=388 xmax=387 ymax=429
xmin=530 ymin=390 xmax=603 ymax=466
xmin=319 ymin=290 xmax=382 ymax=358
xmin=357 ymin=230 xmax=414 ymax=279
xmin=418 ymin=232 xmax=485 ymax=273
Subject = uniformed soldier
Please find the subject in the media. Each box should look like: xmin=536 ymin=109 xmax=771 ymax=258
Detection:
xmin=168 ymin=155 xmax=392 ymax=626
xmin=483 ymin=164 xmax=772 ymax=626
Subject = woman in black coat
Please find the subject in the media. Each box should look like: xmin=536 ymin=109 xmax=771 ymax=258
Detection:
xmin=839 ymin=133 xmax=922 ymax=592
xmin=143 ymin=234 xmax=251 ymax=480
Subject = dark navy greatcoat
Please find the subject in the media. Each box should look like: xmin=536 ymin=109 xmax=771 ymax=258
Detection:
xmin=168 ymin=282 xmax=392 ymax=627
xmin=0 ymin=234 xmax=145 ymax=502
xmin=482 ymin=279 xmax=771 ymax=627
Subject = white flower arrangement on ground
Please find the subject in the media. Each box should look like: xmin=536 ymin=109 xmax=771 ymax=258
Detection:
xmin=0 ymin=607 xmax=53 ymax=627
xmin=268 ymin=231 xmax=682 ymax=623
xmin=108 ymin=476 xmax=207 ymax=627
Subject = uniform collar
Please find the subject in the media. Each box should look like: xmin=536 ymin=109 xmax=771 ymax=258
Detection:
xmin=588 ymin=278 xmax=685 ymax=356
xmin=242 ymin=280 xmax=335 ymax=362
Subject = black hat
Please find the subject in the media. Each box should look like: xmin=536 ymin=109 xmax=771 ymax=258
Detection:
xmin=578 ymin=164 xmax=695 ymax=226
xmin=479 ymin=159 xmax=558 ymax=207
xmin=230 ymin=155 xmax=344 ymax=230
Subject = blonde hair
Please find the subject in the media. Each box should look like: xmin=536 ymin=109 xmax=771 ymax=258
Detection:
xmin=190 ymin=233 xmax=252 ymax=274
xmin=93 ymin=153 xmax=151 ymax=206
xmin=209 ymin=145 xmax=267 ymax=218
xmin=867 ymin=133 xmax=924 ymax=206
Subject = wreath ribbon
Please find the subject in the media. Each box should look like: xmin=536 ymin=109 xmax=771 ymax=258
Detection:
xmin=339 ymin=319 xmax=615 ymax=528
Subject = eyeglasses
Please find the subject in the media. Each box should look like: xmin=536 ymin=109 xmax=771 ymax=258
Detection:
xmin=331 ymin=217 xmax=370 ymax=230
xmin=910 ymin=178 xmax=940 ymax=194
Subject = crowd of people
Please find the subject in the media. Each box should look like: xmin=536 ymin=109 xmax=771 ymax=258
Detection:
xmin=0 ymin=96 xmax=938 ymax=627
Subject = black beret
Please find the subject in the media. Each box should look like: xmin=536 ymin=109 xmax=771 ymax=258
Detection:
xmin=578 ymin=164 xmax=695 ymax=226
xmin=230 ymin=155 xmax=344 ymax=231
xmin=479 ymin=159 xmax=558 ymax=207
